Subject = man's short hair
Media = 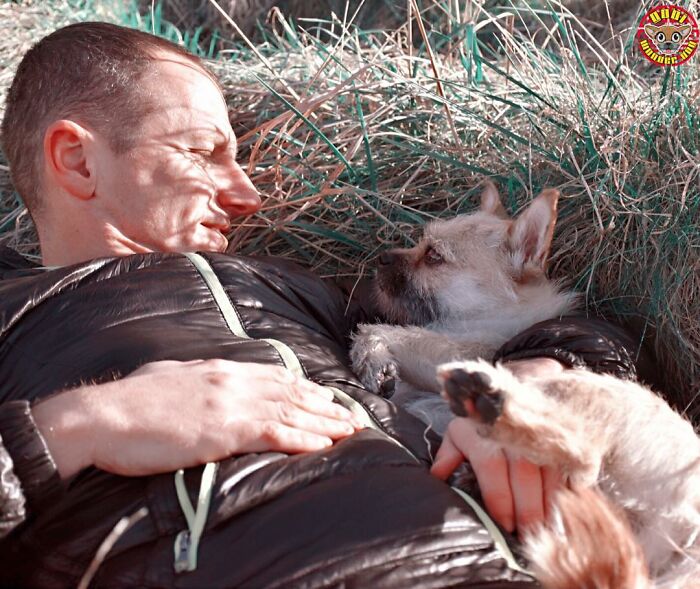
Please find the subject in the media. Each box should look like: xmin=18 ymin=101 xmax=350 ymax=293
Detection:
xmin=0 ymin=22 xmax=212 ymax=219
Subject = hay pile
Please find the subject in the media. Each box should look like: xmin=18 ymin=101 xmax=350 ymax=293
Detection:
xmin=1 ymin=0 xmax=698 ymax=422
xmin=136 ymin=0 xmax=408 ymax=42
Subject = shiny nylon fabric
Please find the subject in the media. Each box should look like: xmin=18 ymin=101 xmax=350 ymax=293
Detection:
xmin=0 ymin=250 xmax=535 ymax=588
xmin=0 ymin=435 xmax=24 ymax=539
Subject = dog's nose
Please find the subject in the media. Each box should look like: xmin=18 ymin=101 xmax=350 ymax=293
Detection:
xmin=378 ymin=251 xmax=397 ymax=266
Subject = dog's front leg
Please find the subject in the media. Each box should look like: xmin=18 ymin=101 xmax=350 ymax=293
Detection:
xmin=438 ymin=360 xmax=602 ymax=486
xmin=389 ymin=328 xmax=487 ymax=393
xmin=351 ymin=325 xmax=487 ymax=395
xmin=350 ymin=323 xmax=405 ymax=395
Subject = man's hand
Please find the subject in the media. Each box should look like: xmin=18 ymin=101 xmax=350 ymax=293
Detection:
xmin=33 ymin=359 xmax=361 ymax=479
xmin=430 ymin=418 xmax=562 ymax=535
xmin=430 ymin=358 xmax=565 ymax=535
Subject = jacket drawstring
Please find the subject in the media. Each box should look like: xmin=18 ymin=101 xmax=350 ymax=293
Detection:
xmin=173 ymin=462 xmax=218 ymax=573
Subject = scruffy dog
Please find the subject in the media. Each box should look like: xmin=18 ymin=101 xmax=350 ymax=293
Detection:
xmin=350 ymin=182 xmax=577 ymax=433
xmin=350 ymin=184 xmax=700 ymax=588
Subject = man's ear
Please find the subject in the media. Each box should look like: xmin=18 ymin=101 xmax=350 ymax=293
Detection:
xmin=644 ymin=24 xmax=660 ymax=39
xmin=479 ymin=181 xmax=508 ymax=218
xmin=507 ymin=188 xmax=559 ymax=273
xmin=43 ymin=120 xmax=97 ymax=201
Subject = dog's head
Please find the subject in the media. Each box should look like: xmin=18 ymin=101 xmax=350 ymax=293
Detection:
xmin=644 ymin=22 xmax=692 ymax=55
xmin=374 ymin=182 xmax=560 ymax=325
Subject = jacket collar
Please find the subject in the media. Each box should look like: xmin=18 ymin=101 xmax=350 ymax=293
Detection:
xmin=0 ymin=245 xmax=44 ymax=279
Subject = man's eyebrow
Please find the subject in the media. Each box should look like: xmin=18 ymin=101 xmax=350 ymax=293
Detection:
xmin=213 ymin=131 xmax=237 ymax=159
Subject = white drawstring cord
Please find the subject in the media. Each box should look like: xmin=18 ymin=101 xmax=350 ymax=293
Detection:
xmin=78 ymin=506 xmax=149 ymax=589
xmin=173 ymin=462 xmax=218 ymax=573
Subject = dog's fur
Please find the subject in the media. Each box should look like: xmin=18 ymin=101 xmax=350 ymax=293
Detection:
xmin=349 ymin=184 xmax=700 ymax=588
xmin=437 ymin=360 xmax=700 ymax=589
xmin=350 ymin=182 xmax=577 ymax=432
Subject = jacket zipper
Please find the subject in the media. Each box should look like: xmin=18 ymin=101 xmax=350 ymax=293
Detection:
xmin=183 ymin=253 xmax=528 ymax=577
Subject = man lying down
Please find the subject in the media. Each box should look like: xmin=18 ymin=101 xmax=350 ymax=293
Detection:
xmin=0 ymin=22 xmax=657 ymax=588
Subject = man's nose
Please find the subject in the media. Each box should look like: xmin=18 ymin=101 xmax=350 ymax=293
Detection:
xmin=215 ymin=161 xmax=262 ymax=216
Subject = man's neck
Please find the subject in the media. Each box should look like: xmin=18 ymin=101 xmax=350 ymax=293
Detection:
xmin=39 ymin=224 xmax=154 ymax=267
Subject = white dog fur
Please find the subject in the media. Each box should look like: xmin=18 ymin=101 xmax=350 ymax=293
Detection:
xmin=350 ymin=183 xmax=700 ymax=588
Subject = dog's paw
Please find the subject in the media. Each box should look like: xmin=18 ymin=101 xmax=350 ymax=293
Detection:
xmin=438 ymin=361 xmax=600 ymax=478
xmin=437 ymin=360 xmax=507 ymax=424
xmin=350 ymin=325 xmax=399 ymax=396
xmin=366 ymin=361 xmax=399 ymax=397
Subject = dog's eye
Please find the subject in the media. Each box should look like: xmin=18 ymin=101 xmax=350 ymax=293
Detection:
xmin=656 ymin=32 xmax=666 ymax=43
xmin=423 ymin=247 xmax=443 ymax=266
xmin=672 ymin=31 xmax=681 ymax=43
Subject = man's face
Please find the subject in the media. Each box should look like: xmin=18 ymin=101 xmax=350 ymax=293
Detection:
xmin=91 ymin=52 xmax=261 ymax=253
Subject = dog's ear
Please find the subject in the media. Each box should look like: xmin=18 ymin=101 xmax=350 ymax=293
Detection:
xmin=479 ymin=181 xmax=508 ymax=218
xmin=507 ymin=188 xmax=559 ymax=273
xmin=678 ymin=23 xmax=692 ymax=40
xmin=644 ymin=24 xmax=660 ymax=39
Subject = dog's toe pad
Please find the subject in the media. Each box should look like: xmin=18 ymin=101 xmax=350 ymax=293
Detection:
xmin=443 ymin=368 xmax=503 ymax=423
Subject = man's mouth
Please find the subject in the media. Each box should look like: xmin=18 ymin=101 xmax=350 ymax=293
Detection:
xmin=202 ymin=223 xmax=230 ymax=251
xmin=203 ymin=220 xmax=231 ymax=233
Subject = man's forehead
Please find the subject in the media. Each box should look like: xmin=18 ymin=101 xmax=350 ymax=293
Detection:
xmin=149 ymin=57 xmax=224 ymax=101
xmin=144 ymin=52 xmax=232 ymax=139
xmin=151 ymin=48 xmax=220 ymax=85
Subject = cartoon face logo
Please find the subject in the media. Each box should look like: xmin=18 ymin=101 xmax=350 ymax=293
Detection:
xmin=644 ymin=22 xmax=692 ymax=54
xmin=637 ymin=5 xmax=699 ymax=66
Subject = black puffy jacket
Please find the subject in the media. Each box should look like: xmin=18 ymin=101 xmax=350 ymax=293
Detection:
xmin=0 ymin=246 xmax=654 ymax=588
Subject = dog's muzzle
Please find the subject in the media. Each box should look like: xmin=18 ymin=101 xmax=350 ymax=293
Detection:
xmin=374 ymin=249 xmax=440 ymax=325
xmin=376 ymin=252 xmax=408 ymax=297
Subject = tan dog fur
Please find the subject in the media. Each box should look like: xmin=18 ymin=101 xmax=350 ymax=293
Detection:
xmin=350 ymin=182 xmax=577 ymax=402
xmin=437 ymin=359 xmax=700 ymax=589
xmin=350 ymin=184 xmax=700 ymax=587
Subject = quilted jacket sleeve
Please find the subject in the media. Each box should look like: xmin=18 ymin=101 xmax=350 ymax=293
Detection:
xmin=0 ymin=400 xmax=63 ymax=539
xmin=493 ymin=316 xmax=660 ymax=386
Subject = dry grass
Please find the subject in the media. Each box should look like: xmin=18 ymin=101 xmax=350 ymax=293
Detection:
xmin=1 ymin=0 xmax=698 ymax=422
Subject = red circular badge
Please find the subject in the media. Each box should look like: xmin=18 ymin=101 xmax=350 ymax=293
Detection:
xmin=637 ymin=4 xmax=699 ymax=66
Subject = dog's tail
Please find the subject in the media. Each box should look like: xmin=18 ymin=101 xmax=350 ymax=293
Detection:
xmin=524 ymin=486 xmax=652 ymax=589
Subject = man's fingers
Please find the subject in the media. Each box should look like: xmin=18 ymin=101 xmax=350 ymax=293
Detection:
xmin=430 ymin=433 xmax=466 ymax=480
xmin=238 ymin=376 xmax=359 ymax=428
xmin=470 ymin=449 xmax=515 ymax=533
xmin=281 ymin=379 xmax=335 ymax=403
xmin=269 ymin=401 xmax=356 ymax=439
xmin=435 ymin=419 xmax=515 ymax=533
xmin=285 ymin=388 xmax=358 ymax=425
xmin=193 ymin=361 xmax=360 ymax=434
xmin=506 ymin=452 xmax=545 ymax=536
xmin=231 ymin=368 xmax=361 ymax=427
xmin=228 ymin=363 xmax=337 ymax=403
xmin=542 ymin=465 xmax=564 ymax=521
xmin=234 ymin=420 xmax=334 ymax=454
